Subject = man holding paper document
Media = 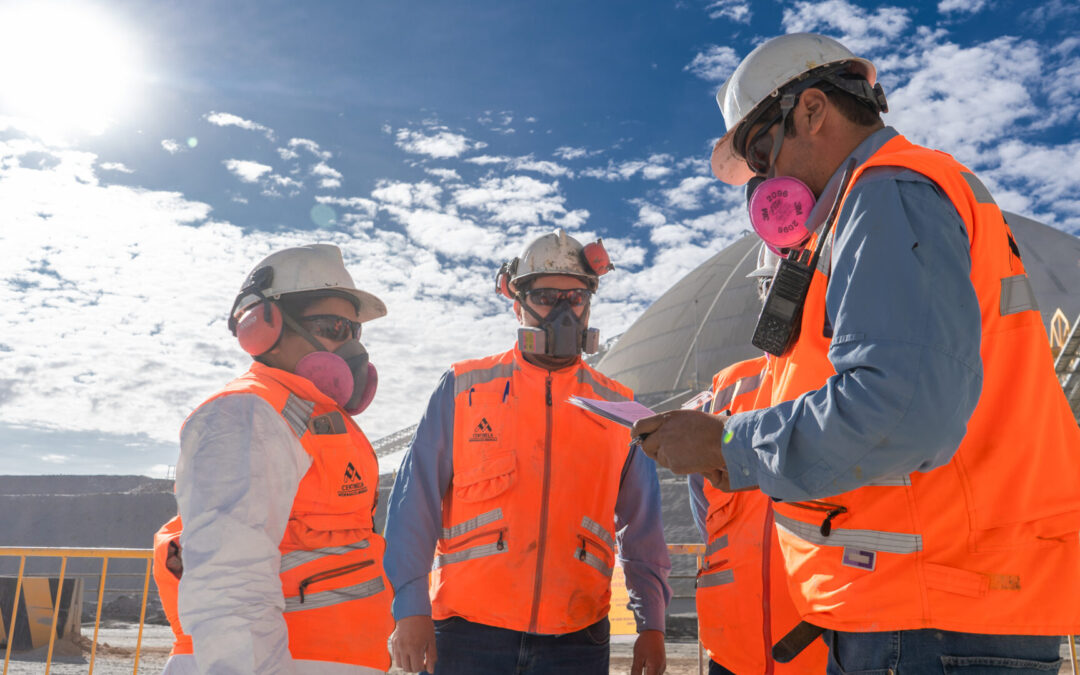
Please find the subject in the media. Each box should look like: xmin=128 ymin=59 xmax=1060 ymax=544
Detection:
xmin=635 ymin=33 xmax=1080 ymax=671
xmin=384 ymin=229 xmax=671 ymax=675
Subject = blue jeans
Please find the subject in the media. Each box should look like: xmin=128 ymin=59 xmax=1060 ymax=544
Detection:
xmin=432 ymin=616 xmax=610 ymax=675
xmin=709 ymin=660 xmax=737 ymax=675
xmin=825 ymin=629 xmax=1062 ymax=674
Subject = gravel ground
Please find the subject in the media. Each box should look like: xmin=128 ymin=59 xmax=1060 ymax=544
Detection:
xmin=2 ymin=624 xmax=1076 ymax=674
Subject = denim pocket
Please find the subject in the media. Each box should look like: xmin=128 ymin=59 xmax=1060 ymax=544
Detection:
xmin=940 ymin=655 xmax=1062 ymax=674
xmin=581 ymin=618 xmax=610 ymax=646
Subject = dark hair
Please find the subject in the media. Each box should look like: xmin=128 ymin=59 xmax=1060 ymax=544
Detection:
xmin=746 ymin=69 xmax=882 ymax=144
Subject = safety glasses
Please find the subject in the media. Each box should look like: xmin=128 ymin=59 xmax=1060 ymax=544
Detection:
xmin=524 ymin=288 xmax=593 ymax=307
xmin=299 ymin=314 xmax=362 ymax=341
xmin=740 ymin=112 xmax=785 ymax=176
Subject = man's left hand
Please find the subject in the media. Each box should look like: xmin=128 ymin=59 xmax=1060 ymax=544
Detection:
xmin=632 ymin=410 xmax=728 ymax=477
xmin=631 ymin=629 xmax=666 ymax=675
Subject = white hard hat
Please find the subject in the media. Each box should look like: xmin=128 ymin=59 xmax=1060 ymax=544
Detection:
xmin=233 ymin=244 xmax=387 ymax=323
xmin=710 ymin=33 xmax=877 ymax=186
xmin=746 ymin=242 xmax=781 ymax=278
xmin=496 ymin=228 xmax=613 ymax=297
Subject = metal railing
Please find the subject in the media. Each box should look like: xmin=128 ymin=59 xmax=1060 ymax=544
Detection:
xmin=0 ymin=546 xmax=153 ymax=675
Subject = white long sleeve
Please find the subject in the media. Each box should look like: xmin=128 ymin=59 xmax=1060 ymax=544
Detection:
xmin=175 ymin=393 xmax=311 ymax=675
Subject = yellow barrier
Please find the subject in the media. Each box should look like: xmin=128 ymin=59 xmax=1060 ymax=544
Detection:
xmin=0 ymin=547 xmax=153 ymax=675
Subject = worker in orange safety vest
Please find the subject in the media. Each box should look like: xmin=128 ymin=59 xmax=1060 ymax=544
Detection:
xmin=688 ymin=246 xmax=827 ymax=675
xmin=152 ymin=244 xmax=394 ymax=674
xmin=383 ymin=229 xmax=671 ymax=675
xmin=636 ymin=33 xmax=1080 ymax=672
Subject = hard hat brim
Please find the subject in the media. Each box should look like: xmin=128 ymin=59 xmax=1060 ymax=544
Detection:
xmin=711 ymin=134 xmax=754 ymax=186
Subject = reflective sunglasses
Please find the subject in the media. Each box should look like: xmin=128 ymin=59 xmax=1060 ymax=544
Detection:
xmin=299 ymin=314 xmax=362 ymax=341
xmin=524 ymin=288 xmax=593 ymax=307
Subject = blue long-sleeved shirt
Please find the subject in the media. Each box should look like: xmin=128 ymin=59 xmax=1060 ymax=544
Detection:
xmin=722 ymin=127 xmax=984 ymax=501
xmin=384 ymin=361 xmax=672 ymax=633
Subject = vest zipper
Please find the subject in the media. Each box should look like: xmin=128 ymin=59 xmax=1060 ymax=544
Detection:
xmin=785 ymin=500 xmax=848 ymax=536
xmin=528 ymin=375 xmax=554 ymax=632
xmin=444 ymin=527 xmax=508 ymax=551
xmin=297 ymin=560 xmax=374 ymax=604
xmin=577 ymin=534 xmax=612 ymax=565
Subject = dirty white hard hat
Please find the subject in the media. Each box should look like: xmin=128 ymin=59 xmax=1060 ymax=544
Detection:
xmin=710 ymin=33 xmax=877 ymax=186
xmin=233 ymin=244 xmax=387 ymax=323
xmin=506 ymin=228 xmax=603 ymax=293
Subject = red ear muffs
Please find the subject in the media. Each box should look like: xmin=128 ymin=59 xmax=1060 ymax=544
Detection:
xmin=583 ymin=239 xmax=614 ymax=276
xmin=236 ymin=301 xmax=283 ymax=355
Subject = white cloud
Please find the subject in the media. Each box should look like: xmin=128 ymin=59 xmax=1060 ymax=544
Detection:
xmin=705 ymin=0 xmax=751 ymax=23
xmin=286 ymin=138 xmax=332 ymax=160
xmin=204 ymin=111 xmax=275 ymax=140
xmin=938 ymin=0 xmax=987 ymax=13
xmin=394 ymin=127 xmax=487 ymax=158
xmin=664 ymin=176 xmax=714 ymax=210
xmin=581 ymin=154 xmax=674 ymax=181
xmin=453 ymin=175 xmax=575 ymax=226
xmin=781 ymin=0 xmax=910 ymax=55
xmin=371 ymin=180 xmax=443 ymax=210
xmin=99 ymin=162 xmax=133 ymax=173
xmin=161 ymin=139 xmax=181 ymax=154
xmin=425 ymin=167 xmax=461 ymax=182
xmin=554 ymin=146 xmax=602 ymax=160
xmin=685 ymin=45 xmax=740 ymax=84
xmin=223 ymin=159 xmax=273 ymax=183
xmin=465 ymin=155 xmax=510 ymax=166
xmin=316 ymin=195 xmax=378 ymax=218
xmin=311 ymin=161 xmax=343 ymax=189
xmin=277 ymin=147 xmax=299 ymax=161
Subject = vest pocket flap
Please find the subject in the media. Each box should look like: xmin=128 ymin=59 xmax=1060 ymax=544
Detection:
xmin=924 ymin=563 xmax=989 ymax=598
xmin=454 ymin=451 xmax=517 ymax=502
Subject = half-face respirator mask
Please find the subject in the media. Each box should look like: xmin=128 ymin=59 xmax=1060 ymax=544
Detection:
xmin=515 ymin=288 xmax=599 ymax=358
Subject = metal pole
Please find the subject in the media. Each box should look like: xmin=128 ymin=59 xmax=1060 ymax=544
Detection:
xmin=44 ymin=555 xmax=68 ymax=675
xmin=1068 ymin=634 xmax=1077 ymax=675
xmin=89 ymin=557 xmax=110 ymax=675
xmin=132 ymin=558 xmax=152 ymax=675
xmin=2 ymin=556 xmax=26 ymax=675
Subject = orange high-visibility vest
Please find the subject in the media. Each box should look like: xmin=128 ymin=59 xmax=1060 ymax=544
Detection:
xmin=768 ymin=134 xmax=1080 ymax=634
xmin=697 ymin=356 xmax=826 ymax=674
xmin=153 ymin=363 xmax=394 ymax=669
xmin=152 ymin=516 xmax=192 ymax=656
xmin=430 ymin=347 xmax=634 ymax=635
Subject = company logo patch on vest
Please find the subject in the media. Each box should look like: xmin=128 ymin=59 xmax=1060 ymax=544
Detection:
xmin=469 ymin=417 xmax=498 ymax=442
xmin=338 ymin=462 xmax=368 ymax=497
xmin=842 ymin=548 xmax=876 ymax=571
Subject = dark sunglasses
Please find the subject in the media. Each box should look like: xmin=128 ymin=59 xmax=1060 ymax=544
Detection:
xmin=524 ymin=288 xmax=593 ymax=307
xmin=740 ymin=112 xmax=785 ymax=175
xmin=299 ymin=314 xmax=362 ymax=341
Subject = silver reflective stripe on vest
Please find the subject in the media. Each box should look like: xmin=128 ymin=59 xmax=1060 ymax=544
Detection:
xmin=284 ymin=576 xmax=384 ymax=612
xmin=282 ymin=394 xmax=315 ymax=438
xmin=574 ymin=549 xmax=613 ymax=577
xmin=434 ymin=542 xmax=507 ymax=569
xmin=739 ymin=371 xmax=764 ymax=395
xmin=577 ymin=369 xmax=630 ymax=402
xmin=711 ymin=383 xmax=737 ymax=413
xmin=1000 ymin=274 xmax=1038 ymax=316
xmin=704 ymin=534 xmax=729 ymax=558
xmin=818 ymin=228 xmax=836 ymax=275
xmin=865 ymin=474 xmax=912 ymax=487
xmin=442 ymin=509 xmax=503 ymax=540
xmin=280 ymin=540 xmax=371 ymax=574
xmin=774 ymin=512 xmax=922 ymax=554
xmin=696 ymin=568 xmax=734 ymax=588
xmin=961 ymin=171 xmax=997 ymax=205
xmin=581 ymin=516 xmax=614 ymax=549
xmin=454 ymin=363 xmax=517 ymax=397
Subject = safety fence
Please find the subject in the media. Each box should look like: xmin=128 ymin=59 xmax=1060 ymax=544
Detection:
xmin=0 ymin=546 xmax=152 ymax=675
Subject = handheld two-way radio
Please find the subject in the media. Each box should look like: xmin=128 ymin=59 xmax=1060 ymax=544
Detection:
xmin=751 ymin=159 xmax=857 ymax=356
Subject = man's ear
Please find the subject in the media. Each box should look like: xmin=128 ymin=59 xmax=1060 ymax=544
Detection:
xmin=513 ymin=300 xmax=525 ymax=325
xmin=801 ymin=88 xmax=829 ymax=135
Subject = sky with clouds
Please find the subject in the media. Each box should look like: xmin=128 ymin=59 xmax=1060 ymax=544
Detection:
xmin=1 ymin=0 xmax=1078 ymax=476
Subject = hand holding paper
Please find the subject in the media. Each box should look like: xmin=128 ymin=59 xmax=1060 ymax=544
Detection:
xmin=631 ymin=410 xmax=732 ymax=489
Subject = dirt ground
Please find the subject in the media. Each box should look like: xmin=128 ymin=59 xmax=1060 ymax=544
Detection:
xmin=2 ymin=624 xmax=1076 ymax=674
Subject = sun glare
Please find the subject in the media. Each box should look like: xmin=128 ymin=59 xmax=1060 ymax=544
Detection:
xmin=0 ymin=2 xmax=141 ymax=137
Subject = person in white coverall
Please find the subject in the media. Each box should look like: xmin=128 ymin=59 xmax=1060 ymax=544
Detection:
xmin=152 ymin=244 xmax=394 ymax=675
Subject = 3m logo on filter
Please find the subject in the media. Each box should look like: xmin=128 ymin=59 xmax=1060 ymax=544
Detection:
xmin=469 ymin=417 xmax=497 ymax=442
xmin=338 ymin=461 xmax=368 ymax=497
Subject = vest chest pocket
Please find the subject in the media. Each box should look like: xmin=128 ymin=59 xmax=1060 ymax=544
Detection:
xmin=454 ymin=392 xmax=518 ymax=502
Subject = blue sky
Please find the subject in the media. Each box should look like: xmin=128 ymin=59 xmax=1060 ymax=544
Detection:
xmin=1 ymin=0 xmax=1078 ymax=476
